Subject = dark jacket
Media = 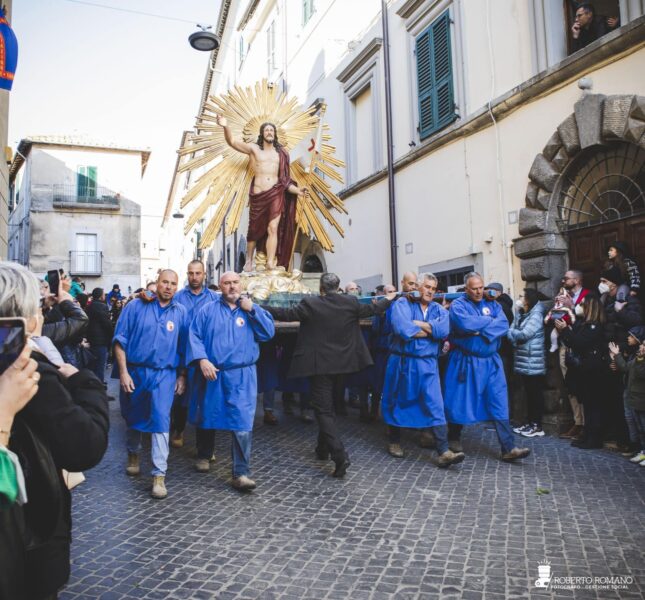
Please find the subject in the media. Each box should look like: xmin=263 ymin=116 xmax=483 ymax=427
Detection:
xmin=601 ymin=293 xmax=642 ymax=348
xmin=560 ymin=320 xmax=607 ymax=395
xmin=42 ymin=300 xmax=89 ymax=348
xmin=266 ymin=294 xmax=392 ymax=378
xmin=572 ymin=15 xmax=608 ymax=52
xmin=615 ymin=353 xmax=645 ymax=411
xmin=8 ymin=353 xmax=109 ymax=599
xmin=86 ymin=299 xmax=114 ymax=346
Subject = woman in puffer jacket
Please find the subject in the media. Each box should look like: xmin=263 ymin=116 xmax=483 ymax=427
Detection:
xmin=507 ymin=288 xmax=549 ymax=438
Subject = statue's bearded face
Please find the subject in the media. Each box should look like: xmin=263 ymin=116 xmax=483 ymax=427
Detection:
xmin=262 ymin=125 xmax=275 ymax=143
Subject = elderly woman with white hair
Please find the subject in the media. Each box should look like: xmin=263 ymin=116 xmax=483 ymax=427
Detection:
xmin=0 ymin=261 xmax=109 ymax=600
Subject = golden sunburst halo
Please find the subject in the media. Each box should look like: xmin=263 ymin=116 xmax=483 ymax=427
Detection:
xmin=177 ymin=79 xmax=347 ymax=254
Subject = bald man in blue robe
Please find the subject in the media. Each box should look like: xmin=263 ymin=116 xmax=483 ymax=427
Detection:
xmin=382 ymin=274 xmax=465 ymax=467
xmin=169 ymin=259 xmax=219 ymax=449
xmin=114 ymin=269 xmax=189 ymax=499
xmin=187 ymin=271 xmax=275 ymax=491
xmin=443 ymin=273 xmax=530 ymax=462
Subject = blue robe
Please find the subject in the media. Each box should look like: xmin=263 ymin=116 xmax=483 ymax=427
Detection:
xmin=113 ymin=298 xmax=188 ymax=433
xmin=187 ymin=298 xmax=275 ymax=431
xmin=369 ymin=308 xmax=393 ymax=394
xmin=381 ymin=298 xmax=449 ymax=428
xmin=256 ymin=341 xmax=280 ymax=394
xmin=444 ymin=295 xmax=510 ymax=424
xmin=174 ymin=286 xmax=219 ymax=407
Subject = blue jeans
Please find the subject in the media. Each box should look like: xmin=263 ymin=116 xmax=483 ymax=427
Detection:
xmin=624 ymin=390 xmax=639 ymax=444
xmin=91 ymin=345 xmax=108 ymax=383
xmin=449 ymin=420 xmax=516 ymax=453
xmin=263 ymin=389 xmax=275 ymax=412
xmin=196 ymin=429 xmax=252 ymax=477
xmin=126 ymin=429 xmax=169 ymax=476
xmin=632 ymin=409 xmax=645 ymax=448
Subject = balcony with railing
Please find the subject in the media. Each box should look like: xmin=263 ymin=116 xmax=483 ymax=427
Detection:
xmin=69 ymin=251 xmax=103 ymax=276
xmin=53 ymin=184 xmax=121 ymax=209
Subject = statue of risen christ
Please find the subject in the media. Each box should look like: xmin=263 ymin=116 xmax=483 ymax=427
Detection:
xmin=216 ymin=116 xmax=308 ymax=272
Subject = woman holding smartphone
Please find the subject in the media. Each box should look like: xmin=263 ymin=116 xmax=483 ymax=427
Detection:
xmin=0 ymin=261 xmax=109 ymax=600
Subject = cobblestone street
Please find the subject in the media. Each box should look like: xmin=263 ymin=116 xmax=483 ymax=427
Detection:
xmin=60 ymin=381 xmax=644 ymax=600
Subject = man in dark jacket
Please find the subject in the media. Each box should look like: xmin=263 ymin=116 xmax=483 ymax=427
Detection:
xmin=265 ymin=273 xmax=396 ymax=478
xmin=571 ymin=3 xmax=608 ymax=51
xmin=42 ymin=277 xmax=89 ymax=368
xmin=86 ymin=287 xmax=114 ymax=386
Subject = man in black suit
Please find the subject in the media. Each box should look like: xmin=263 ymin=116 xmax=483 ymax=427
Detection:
xmin=265 ymin=273 xmax=396 ymax=478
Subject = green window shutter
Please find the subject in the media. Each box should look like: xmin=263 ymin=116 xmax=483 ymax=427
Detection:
xmin=87 ymin=166 xmax=97 ymax=197
xmin=77 ymin=166 xmax=88 ymax=198
xmin=416 ymin=11 xmax=455 ymax=140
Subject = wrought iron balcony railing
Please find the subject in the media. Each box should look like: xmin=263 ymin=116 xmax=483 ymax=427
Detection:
xmin=69 ymin=251 xmax=103 ymax=276
xmin=53 ymin=184 xmax=121 ymax=208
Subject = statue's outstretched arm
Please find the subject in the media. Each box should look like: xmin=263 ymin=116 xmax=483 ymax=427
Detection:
xmin=216 ymin=114 xmax=255 ymax=155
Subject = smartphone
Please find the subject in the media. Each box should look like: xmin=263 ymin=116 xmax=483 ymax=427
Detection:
xmin=0 ymin=317 xmax=27 ymax=375
xmin=47 ymin=268 xmax=64 ymax=296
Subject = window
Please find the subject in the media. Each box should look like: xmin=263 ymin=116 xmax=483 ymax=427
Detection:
xmin=565 ymin=0 xmax=620 ymax=56
xmin=267 ymin=20 xmax=276 ymax=76
xmin=77 ymin=166 xmax=97 ymax=199
xmin=72 ymin=233 xmax=101 ymax=275
xmin=415 ymin=11 xmax=456 ymax=140
xmin=238 ymin=35 xmax=246 ymax=69
xmin=302 ymin=0 xmax=315 ymax=26
xmin=434 ymin=266 xmax=474 ymax=293
xmin=352 ymin=86 xmax=374 ymax=181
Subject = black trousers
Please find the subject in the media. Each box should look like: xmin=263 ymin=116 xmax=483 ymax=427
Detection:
xmin=170 ymin=395 xmax=188 ymax=434
xmin=309 ymin=374 xmax=347 ymax=463
xmin=522 ymin=375 xmax=545 ymax=426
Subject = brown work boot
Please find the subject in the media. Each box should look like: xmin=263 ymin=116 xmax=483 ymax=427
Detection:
xmin=231 ymin=475 xmax=256 ymax=491
xmin=170 ymin=431 xmax=184 ymax=448
xmin=436 ymin=449 xmax=465 ymax=468
xmin=387 ymin=443 xmax=405 ymax=458
xmin=501 ymin=447 xmax=531 ymax=462
xmin=195 ymin=458 xmax=210 ymax=473
xmin=125 ymin=452 xmax=140 ymax=476
xmin=151 ymin=476 xmax=167 ymax=499
xmin=263 ymin=411 xmax=278 ymax=425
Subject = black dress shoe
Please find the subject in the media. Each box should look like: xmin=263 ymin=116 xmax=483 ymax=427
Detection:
xmin=315 ymin=448 xmax=330 ymax=460
xmin=333 ymin=458 xmax=351 ymax=478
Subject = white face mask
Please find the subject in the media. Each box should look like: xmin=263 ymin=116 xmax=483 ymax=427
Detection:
xmin=515 ymin=299 xmax=524 ymax=309
xmin=598 ymin=282 xmax=610 ymax=295
xmin=575 ymin=304 xmax=584 ymax=317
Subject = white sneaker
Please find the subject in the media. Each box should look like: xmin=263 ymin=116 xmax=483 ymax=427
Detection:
xmin=522 ymin=424 xmax=545 ymax=438
xmin=513 ymin=423 xmax=530 ymax=434
xmin=629 ymin=451 xmax=645 ymax=464
xmin=549 ymin=344 xmax=558 ymax=353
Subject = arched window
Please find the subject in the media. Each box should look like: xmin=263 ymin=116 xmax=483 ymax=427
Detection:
xmin=557 ymin=142 xmax=645 ymax=231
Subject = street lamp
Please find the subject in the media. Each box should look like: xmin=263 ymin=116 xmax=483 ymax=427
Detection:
xmin=172 ymin=211 xmax=185 ymax=219
xmin=189 ymin=25 xmax=219 ymax=52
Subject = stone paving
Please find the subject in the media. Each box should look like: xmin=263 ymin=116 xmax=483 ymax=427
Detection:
xmin=60 ymin=380 xmax=644 ymax=600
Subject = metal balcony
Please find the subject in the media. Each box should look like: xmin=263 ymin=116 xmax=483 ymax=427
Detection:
xmin=69 ymin=251 xmax=103 ymax=276
xmin=53 ymin=184 xmax=121 ymax=209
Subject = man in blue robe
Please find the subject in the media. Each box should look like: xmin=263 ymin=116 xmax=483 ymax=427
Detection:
xmin=170 ymin=260 xmax=219 ymax=450
xmin=382 ymin=273 xmax=465 ymax=467
xmin=187 ymin=271 xmax=275 ymax=491
xmin=113 ymin=270 xmax=188 ymax=499
xmin=443 ymin=272 xmax=530 ymax=462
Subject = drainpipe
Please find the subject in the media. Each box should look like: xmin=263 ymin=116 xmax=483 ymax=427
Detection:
xmin=381 ymin=0 xmax=398 ymax=285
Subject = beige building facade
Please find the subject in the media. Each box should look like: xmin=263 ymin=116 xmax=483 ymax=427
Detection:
xmin=9 ymin=137 xmax=150 ymax=292
xmin=173 ymin=0 xmax=644 ymax=297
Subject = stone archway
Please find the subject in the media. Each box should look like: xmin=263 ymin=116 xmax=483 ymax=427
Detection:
xmin=514 ymin=93 xmax=645 ymax=296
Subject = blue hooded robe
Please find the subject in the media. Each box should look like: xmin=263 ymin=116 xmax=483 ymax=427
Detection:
xmin=381 ymin=298 xmax=450 ymax=428
xmin=369 ymin=307 xmax=393 ymax=395
xmin=113 ymin=298 xmax=188 ymax=433
xmin=444 ymin=295 xmax=510 ymax=424
xmin=187 ymin=297 xmax=275 ymax=431
xmin=173 ymin=285 xmax=219 ymax=408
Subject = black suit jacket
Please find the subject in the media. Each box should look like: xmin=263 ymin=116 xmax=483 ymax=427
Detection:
xmin=266 ymin=294 xmax=392 ymax=378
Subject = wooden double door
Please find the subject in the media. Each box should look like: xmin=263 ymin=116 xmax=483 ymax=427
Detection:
xmin=567 ymin=215 xmax=645 ymax=292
